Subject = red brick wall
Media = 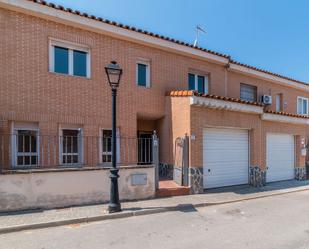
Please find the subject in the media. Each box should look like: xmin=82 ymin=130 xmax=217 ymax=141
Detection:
xmin=188 ymin=105 xmax=306 ymax=170
xmin=1 ymin=8 xmax=309 ymax=168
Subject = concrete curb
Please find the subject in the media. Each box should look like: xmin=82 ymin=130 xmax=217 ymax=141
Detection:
xmin=1 ymin=186 xmax=309 ymax=235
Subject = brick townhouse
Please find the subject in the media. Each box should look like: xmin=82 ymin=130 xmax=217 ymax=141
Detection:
xmin=0 ymin=0 xmax=308 ymax=210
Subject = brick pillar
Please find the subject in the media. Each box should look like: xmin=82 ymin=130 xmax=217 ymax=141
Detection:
xmin=249 ymin=126 xmax=266 ymax=187
xmin=0 ymin=120 xmax=11 ymax=170
xmin=295 ymin=135 xmax=306 ymax=180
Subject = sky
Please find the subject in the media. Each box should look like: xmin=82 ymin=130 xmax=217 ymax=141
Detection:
xmin=52 ymin=0 xmax=309 ymax=83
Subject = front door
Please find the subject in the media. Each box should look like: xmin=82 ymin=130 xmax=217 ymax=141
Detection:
xmin=138 ymin=132 xmax=153 ymax=164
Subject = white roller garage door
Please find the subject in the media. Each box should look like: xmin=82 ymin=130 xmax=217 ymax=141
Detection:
xmin=266 ymin=134 xmax=295 ymax=183
xmin=203 ymin=128 xmax=249 ymax=189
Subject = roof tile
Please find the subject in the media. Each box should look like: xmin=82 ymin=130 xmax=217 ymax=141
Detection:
xmin=166 ymin=90 xmax=263 ymax=107
xmin=25 ymin=0 xmax=308 ymax=86
xmin=265 ymin=110 xmax=309 ymax=119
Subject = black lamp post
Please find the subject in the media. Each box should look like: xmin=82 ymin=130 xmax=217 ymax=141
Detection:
xmin=105 ymin=61 xmax=122 ymax=213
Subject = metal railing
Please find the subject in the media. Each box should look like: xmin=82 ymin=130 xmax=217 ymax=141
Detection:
xmin=0 ymin=134 xmax=156 ymax=171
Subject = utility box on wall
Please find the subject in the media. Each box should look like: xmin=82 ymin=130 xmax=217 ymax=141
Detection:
xmin=131 ymin=173 xmax=148 ymax=186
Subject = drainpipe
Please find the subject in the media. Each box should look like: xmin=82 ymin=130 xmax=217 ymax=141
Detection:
xmin=224 ymin=59 xmax=231 ymax=96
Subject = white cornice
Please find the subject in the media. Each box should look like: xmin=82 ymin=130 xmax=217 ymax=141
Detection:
xmin=189 ymin=96 xmax=264 ymax=114
xmin=261 ymin=113 xmax=309 ymax=125
xmin=229 ymin=63 xmax=309 ymax=92
xmin=0 ymin=0 xmax=228 ymax=65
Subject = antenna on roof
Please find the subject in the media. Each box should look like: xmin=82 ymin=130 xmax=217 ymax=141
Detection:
xmin=193 ymin=25 xmax=206 ymax=47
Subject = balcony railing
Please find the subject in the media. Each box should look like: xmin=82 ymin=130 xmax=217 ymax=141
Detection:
xmin=0 ymin=134 xmax=156 ymax=171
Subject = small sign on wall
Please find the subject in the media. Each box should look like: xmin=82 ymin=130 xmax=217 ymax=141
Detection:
xmin=301 ymin=148 xmax=307 ymax=157
xmin=131 ymin=173 xmax=147 ymax=186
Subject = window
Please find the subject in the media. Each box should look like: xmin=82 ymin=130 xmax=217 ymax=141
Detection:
xmin=297 ymin=97 xmax=308 ymax=115
xmin=54 ymin=46 xmax=69 ymax=74
xmin=50 ymin=39 xmax=90 ymax=78
xmin=188 ymin=73 xmax=209 ymax=94
xmin=102 ymin=130 xmax=112 ymax=163
xmin=61 ymin=129 xmax=82 ymax=165
xmin=100 ymin=129 xmax=120 ymax=165
xmin=276 ymin=94 xmax=282 ymax=112
xmin=240 ymin=83 xmax=257 ymax=102
xmin=136 ymin=61 xmax=150 ymax=87
xmin=16 ymin=130 xmax=38 ymax=167
xmin=12 ymin=122 xmax=39 ymax=168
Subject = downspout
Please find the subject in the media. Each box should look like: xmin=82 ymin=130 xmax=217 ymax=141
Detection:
xmin=224 ymin=57 xmax=231 ymax=96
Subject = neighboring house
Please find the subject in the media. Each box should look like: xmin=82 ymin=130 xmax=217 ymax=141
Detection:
xmin=0 ymin=0 xmax=308 ymax=211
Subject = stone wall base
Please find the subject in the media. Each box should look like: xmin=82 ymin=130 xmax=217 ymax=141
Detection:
xmin=0 ymin=166 xmax=155 ymax=212
xmin=295 ymin=167 xmax=306 ymax=181
xmin=189 ymin=167 xmax=203 ymax=194
xmin=249 ymin=166 xmax=266 ymax=187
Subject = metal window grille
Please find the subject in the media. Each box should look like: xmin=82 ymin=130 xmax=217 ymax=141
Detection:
xmin=62 ymin=130 xmax=80 ymax=165
xmin=240 ymin=83 xmax=257 ymax=102
xmin=102 ymin=130 xmax=112 ymax=163
xmin=16 ymin=130 xmax=38 ymax=167
xmin=138 ymin=136 xmax=153 ymax=164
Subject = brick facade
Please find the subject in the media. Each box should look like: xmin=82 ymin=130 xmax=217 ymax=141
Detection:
xmin=1 ymin=4 xmax=309 ymax=191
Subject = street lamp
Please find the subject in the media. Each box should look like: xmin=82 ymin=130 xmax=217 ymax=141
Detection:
xmin=105 ymin=61 xmax=122 ymax=213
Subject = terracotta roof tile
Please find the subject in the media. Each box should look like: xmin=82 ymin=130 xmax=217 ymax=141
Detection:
xmin=25 ymin=0 xmax=309 ymax=86
xmin=166 ymin=90 xmax=264 ymax=107
xmin=265 ymin=110 xmax=309 ymax=119
xmin=230 ymin=60 xmax=308 ymax=86
xmin=167 ymin=90 xmax=195 ymax=97
xmin=27 ymin=0 xmax=229 ymax=59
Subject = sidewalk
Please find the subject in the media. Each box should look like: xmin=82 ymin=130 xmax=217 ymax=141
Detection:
xmin=1 ymin=180 xmax=309 ymax=234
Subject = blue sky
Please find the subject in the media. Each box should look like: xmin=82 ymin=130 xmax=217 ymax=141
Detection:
xmin=52 ymin=0 xmax=309 ymax=83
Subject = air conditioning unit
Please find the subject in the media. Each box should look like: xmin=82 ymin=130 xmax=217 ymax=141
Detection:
xmin=261 ymin=95 xmax=272 ymax=105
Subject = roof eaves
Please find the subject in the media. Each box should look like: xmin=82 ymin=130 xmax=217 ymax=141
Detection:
xmin=265 ymin=110 xmax=309 ymax=119
xmin=28 ymin=0 xmax=230 ymax=59
xmin=15 ymin=0 xmax=309 ymax=87
xmin=167 ymin=90 xmax=264 ymax=107
xmin=229 ymin=60 xmax=308 ymax=86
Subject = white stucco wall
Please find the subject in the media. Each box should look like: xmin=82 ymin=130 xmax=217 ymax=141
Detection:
xmin=0 ymin=166 xmax=155 ymax=212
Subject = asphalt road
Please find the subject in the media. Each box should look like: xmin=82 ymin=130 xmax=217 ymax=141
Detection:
xmin=1 ymin=190 xmax=309 ymax=249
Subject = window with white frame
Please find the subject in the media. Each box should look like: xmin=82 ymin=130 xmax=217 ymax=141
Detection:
xmin=12 ymin=122 xmax=39 ymax=167
xmin=49 ymin=39 xmax=90 ymax=78
xmin=16 ymin=130 xmax=38 ymax=167
xmin=136 ymin=61 xmax=150 ymax=87
xmin=61 ymin=129 xmax=82 ymax=165
xmin=276 ymin=94 xmax=283 ymax=112
xmin=100 ymin=129 xmax=120 ymax=165
xmin=102 ymin=130 xmax=112 ymax=163
xmin=297 ymin=97 xmax=308 ymax=115
xmin=188 ymin=73 xmax=209 ymax=94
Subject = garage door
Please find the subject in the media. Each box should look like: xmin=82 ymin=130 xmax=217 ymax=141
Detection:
xmin=266 ymin=134 xmax=295 ymax=183
xmin=203 ymin=128 xmax=249 ymax=189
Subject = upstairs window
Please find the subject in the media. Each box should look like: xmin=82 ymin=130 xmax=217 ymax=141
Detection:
xmin=136 ymin=61 xmax=150 ymax=87
xmin=240 ymin=83 xmax=257 ymax=102
xmin=297 ymin=97 xmax=308 ymax=115
xmin=49 ymin=39 xmax=90 ymax=78
xmin=276 ymin=94 xmax=283 ymax=112
xmin=188 ymin=73 xmax=209 ymax=94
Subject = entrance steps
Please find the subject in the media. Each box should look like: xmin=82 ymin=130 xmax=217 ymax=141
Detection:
xmin=156 ymin=180 xmax=190 ymax=198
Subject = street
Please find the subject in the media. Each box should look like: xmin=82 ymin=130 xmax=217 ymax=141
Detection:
xmin=1 ymin=190 xmax=309 ymax=249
